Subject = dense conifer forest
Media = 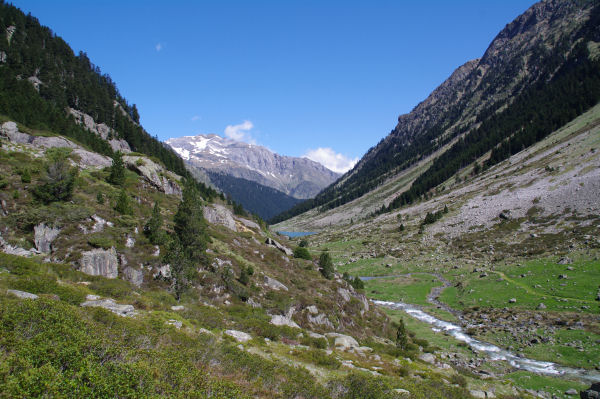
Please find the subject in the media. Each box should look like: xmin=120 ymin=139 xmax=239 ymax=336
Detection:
xmin=0 ymin=1 xmax=217 ymax=199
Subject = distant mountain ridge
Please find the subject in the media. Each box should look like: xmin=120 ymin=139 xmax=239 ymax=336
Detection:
xmin=271 ymin=0 xmax=600 ymax=224
xmin=166 ymin=134 xmax=340 ymax=199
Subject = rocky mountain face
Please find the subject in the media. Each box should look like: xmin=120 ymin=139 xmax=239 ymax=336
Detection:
xmin=359 ymin=0 xmax=594 ymax=167
xmin=274 ymin=0 xmax=600 ymax=223
xmin=166 ymin=134 xmax=340 ymax=199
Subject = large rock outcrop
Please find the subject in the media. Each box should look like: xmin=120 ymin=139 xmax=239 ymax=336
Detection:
xmin=265 ymin=237 xmax=293 ymax=257
xmin=80 ymin=295 xmax=136 ymax=317
xmin=123 ymin=155 xmax=182 ymax=196
xmin=203 ymin=204 xmax=237 ymax=231
xmin=0 ymin=121 xmax=111 ymax=168
xmin=79 ymin=247 xmax=119 ymax=279
xmin=34 ymin=223 xmax=60 ymax=253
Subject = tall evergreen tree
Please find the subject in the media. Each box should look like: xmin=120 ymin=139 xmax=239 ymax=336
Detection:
xmin=144 ymin=201 xmax=165 ymax=245
xmin=163 ymin=236 xmax=190 ymax=300
xmin=173 ymin=180 xmax=210 ymax=266
xmin=319 ymin=251 xmax=334 ymax=280
xmin=396 ymin=319 xmax=408 ymax=350
xmin=107 ymin=151 xmax=125 ymax=186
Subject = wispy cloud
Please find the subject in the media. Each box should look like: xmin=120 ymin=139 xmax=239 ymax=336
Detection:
xmin=155 ymin=42 xmax=163 ymax=52
xmin=224 ymin=120 xmax=256 ymax=144
xmin=303 ymin=147 xmax=358 ymax=174
xmin=191 ymin=115 xmax=201 ymax=122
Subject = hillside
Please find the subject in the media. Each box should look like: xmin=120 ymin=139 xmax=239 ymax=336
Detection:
xmin=271 ymin=0 xmax=600 ymax=224
xmin=2 ymin=0 xmax=600 ymax=397
xmin=205 ymin=171 xmax=302 ymax=221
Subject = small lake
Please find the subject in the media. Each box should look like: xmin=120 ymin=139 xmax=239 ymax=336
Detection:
xmin=277 ymin=231 xmax=317 ymax=238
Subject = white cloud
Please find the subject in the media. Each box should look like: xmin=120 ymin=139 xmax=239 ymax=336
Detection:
xmin=191 ymin=115 xmax=201 ymax=121
xmin=155 ymin=43 xmax=162 ymax=52
xmin=303 ymin=147 xmax=358 ymax=174
xmin=224 ymin=120 xmax=256 ymax=144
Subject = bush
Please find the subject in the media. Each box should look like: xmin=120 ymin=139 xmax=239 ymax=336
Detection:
xmin=293 ymin=246 xmax=311 ymax=260
xmin=87 ymin=233 xmax=116 ymax=250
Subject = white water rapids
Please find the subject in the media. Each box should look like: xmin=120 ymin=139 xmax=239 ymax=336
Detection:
xmin=375 ymin=299 xmax=600 ymax=383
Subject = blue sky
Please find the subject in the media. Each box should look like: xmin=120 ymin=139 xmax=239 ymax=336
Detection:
xmin=12 ymin=0 xmax=534 ymax=172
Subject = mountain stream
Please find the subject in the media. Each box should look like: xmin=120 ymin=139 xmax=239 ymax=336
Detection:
xmin=364 ymin=274 xmax=600 ymax=383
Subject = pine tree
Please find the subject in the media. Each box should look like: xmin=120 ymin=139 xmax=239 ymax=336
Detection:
xmin=144 ymin=201 xmax=164 ymax=244
xmin=107 ymin=151 xmax=125 ymax=186
xmin=163 ymin=236 xmax=189 ymax=300
xmin=33 ymin=148 xmax=78 ymax=203
xmin=174 ymin=180 xmax=209 ymax=265
xmin=396 ymin=319 xmax=408 ymax=350
xmin=319 ymin=251 xmax=334 ymax=280
xmin=114 ymin=189 xmax=132 ymax=214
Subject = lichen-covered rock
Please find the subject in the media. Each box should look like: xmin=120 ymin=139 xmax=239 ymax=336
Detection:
xmin=203 ymin=204 xmax=237 ymax=231
xmin=265 ymin=237 xmax=293 ymax=256
xmin=325 ymin=333 xmax=359 ymax=351
xmin=338 ymin=287 xmax=351 ymax=302
xmin=123 ymin=155 xmax=182 ymax=196
xmin=263 ymin=275 xmax=288 ymax=291
xmin=153 ymin=264 xmax=171 ymax=279
xmin=80 ymin=247 xmax=118 ymax=279
xmin=7 ymin=289 xmax=39 ymax=300
xmin=224 ymin=330 xmax=252 ymax=343
xmin=80 ymin=296 xmax=136 ymax=317
xmin=237 ymin=217 xmax=260 ymax=230
xmin=308 ymin=313 xmax=334 ymax=329
xmin=123 ymin=267 xmax=143 ymax=287
xmin=270 ymin=314 xmax=300 ymax=328
xmin=34 ymin=223 xmax=60 ymax=253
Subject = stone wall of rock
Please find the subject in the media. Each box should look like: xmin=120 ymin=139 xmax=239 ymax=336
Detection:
xmin=79 ymin=247 xmax=119 ymax=279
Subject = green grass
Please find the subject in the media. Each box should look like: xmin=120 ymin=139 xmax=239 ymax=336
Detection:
xmin=439 ymin=256 xmax=600 ymax=314
xmin=506 ymin=371 xmax=587 ymax=399
xmin=523 ymin=329 xmax=600 ymax=369
xmin=364 ymin=274 xmax=441 ymax=307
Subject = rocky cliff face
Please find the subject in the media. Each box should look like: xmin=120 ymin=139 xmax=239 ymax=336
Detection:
xmin=353 ymin=0 xmax=595 ymax=175
xmin=166 ymin=134 xmax=340 ymax=199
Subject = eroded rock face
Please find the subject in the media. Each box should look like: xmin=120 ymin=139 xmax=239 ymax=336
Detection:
xmin=7 ymin=289 xmax=39 ymax=300
xmin=263 ymin=275 xmax=288 ymax=291
xmin=0 ymin=121 xmax=111 ymax=169
xmin=326 ymin=333 xmax=359 ymax=351
xmin=237 ymin=217 xmax=260 ymax=230
xmin=308 ymin=313 xmax=334 ymax=329
xmin=123 ymin=267 xmax=143 ymax=287
xmin=265 ymin=237 xmax=293 ymax=257
xmin=80 ymin=295 xmax=135 ymax=317
xmin=34 ymin=223 xmax=60 ymax=253
xmin=270 ymin=314 xmax=300 ymax=328
xmin=80 ymin=247 xmax=118 ymax=279
xmin=123 ymin=155 xmax=182 ymax=196
xmin=203 ymin=204 xmax=237 ymax=231
xmin=224 ymin=329 xmax=252 ymax=343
